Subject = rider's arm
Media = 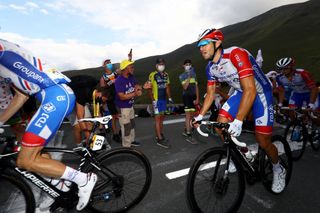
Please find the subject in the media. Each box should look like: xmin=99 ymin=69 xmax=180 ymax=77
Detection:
xmin=310 ymin=86 xmax=318 ymax=104
xmin=166 ymin=83 xmax=172 ymax=100
xmin=195 ymin=83 xmax=200 ymax=104
xmin=277 ymin=86 xmax=285 ymax=105
xmin=199 ymin=82 xmax=216 ymax=116
xmin=0 ymin=86 xmax=29 ymax=124
xmin=236 ymin=76 xmax=256 ymax=121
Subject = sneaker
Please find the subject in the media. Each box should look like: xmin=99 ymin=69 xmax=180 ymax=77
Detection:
xmin=157 ymin=138 xmax=170 ymax=148
xmin=131 ymin=141 xmax=141 ymax=147
xmin=228 ymin=161 xmax=237 ymax=173
xmin=186 ymin=134 xmax=197 ymax=145
xmin=182 ymin=129 xmax=189 ymax=137
xmin=272 ymin=165 xmax=286 ymax=193
xmin=77 ymin=173 xmax=98 ymax=211
xmin=112 ymin=134 xmax=121 ymax=143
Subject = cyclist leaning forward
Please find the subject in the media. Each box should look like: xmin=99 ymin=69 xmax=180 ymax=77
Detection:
xmin=0 ymin=39 xmax=97 ymax=211
xmin=192 ymin=29 xmax=286 ymax=193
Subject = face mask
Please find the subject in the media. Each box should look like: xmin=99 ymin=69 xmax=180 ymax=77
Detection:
xmin=105 ymin=63 xmax=113 ymax=71
xmin=157 ymin=65 xmax=165 ymax=72
xmin=184 ymin=65 xmax=192 ymax=72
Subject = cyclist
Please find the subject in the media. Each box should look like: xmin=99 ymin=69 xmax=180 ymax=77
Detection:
xmin=275 ymin=57 xmax=318 ymax=110
xmin=193 ymin=29 xmax=286 ymax=193
xmin=0 ymin=39 xmax=97 ymax=211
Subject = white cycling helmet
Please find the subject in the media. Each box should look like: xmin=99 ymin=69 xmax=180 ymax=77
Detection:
xmin=276 ymin=57 xmax=295 ymax=69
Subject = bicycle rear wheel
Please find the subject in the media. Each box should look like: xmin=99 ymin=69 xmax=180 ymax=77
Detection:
xmin=86 ymin=147 xmax=152 ymax=213
xmin=186 ymin=147 xmax=245 ymax=213
xmin=260 ymin=135 xmax=293 ymax=194
xmin=0 ymin=168 xmax=35 ymax=213
xmin=284 ymin=121 xmax=306 ymax=161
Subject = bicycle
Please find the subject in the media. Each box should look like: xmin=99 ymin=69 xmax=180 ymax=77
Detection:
xmin=186 ymin=121 xmax=292 ymax=213
xmin=0 ymin=115 xmax=152 ymax=213
xmin=281 ymin=107 xmax=320 ymax=161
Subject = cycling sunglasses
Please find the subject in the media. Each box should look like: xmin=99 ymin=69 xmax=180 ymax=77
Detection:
xmin=197 ymin=39 xmax=214 ymax=48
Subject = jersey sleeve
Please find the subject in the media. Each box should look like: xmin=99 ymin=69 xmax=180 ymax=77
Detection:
xmin=229 ymin=48 xmax=254 ymax=79
xmin=205 ymin=63 xmax=216 ymax=86
xmin=300 ymin=69 xmax=316 ymax=89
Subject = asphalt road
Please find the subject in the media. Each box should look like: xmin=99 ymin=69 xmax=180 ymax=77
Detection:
xmin=4 ymin=114 xmax=320 ymax=213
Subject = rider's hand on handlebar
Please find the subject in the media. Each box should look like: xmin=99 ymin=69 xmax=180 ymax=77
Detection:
xmin=192 ymin=114 xmax=203 ymax=128
xmin=228 ymin=119 xmax=243 ymax=137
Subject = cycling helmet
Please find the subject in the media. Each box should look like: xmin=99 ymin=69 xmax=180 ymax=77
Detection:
xmin=276 ymin=57 xmax=295 ymax=69
xmin=197 ymin=28 xmax=224 ymax=43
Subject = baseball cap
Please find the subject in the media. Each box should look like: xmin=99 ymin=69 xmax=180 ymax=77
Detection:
xmin=120 ymin=59 xmax=134 ymax=70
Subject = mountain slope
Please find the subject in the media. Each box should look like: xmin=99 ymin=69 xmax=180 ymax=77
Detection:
xmin=65 ymin=0 xmax=320 ymax=103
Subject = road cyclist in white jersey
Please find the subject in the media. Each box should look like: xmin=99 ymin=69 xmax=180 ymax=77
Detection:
xmin=0 ymin=39 xmax=97 ymax=211
xmin=192 ymin=28 xmax=286 ymax=193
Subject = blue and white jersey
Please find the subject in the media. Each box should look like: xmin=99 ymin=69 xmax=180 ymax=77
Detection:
xmin=0 ymin=39 xmax=70 ymax=95
xmin=205 ymin=46 xmax=272 ymax=94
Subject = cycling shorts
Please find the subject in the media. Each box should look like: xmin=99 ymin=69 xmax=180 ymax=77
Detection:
xmin=154 ymin=100 xmax=167 ymax=115
xmin=288 ymin=92 xmax=310 ymax=108
xmin=219 ymin=90 xmax=274 ymax=135
xmin=22 ymin=84 xmax=75 ymax=147
xmin=183 ymin=94 xmax=196 ymax=112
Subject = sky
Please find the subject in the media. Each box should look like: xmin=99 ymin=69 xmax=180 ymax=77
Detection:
xmin=0 ymin=0 xmax=307 ymax=71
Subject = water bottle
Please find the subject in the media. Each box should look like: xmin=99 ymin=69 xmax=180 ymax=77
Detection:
xmin=292 ymin=126 xmax=301 ymax=141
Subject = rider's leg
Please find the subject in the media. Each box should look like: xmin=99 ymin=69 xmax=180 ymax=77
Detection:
xmin=255 ymin=133 xmax=278 ymax=164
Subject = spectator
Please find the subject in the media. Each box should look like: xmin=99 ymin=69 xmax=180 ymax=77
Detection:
xmin=99 ymin=59 xmax=121 ymax=143
xmin=67 ymin=75 xmax=98 ymax=145
xmin=179 ymin=59 xmax=199 ymax=144
xmin=147 ymin=58 xmax=173 ymax=148
xmin=0 ymin=77 xmax=25 ymax=141
xmin=115 ymin=59 xmax=142 ymax=147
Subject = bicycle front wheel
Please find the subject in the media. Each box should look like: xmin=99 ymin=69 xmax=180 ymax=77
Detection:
xmin=86 ymin=147 xmax=152 ymax=213
xmin=260 ymin=135 xmax=293 ymax=194
xmin=0 ymin=168 xmax=36 ymax=213
xmin=284 ymin=121 xmax=306 ymax=161
xmin=186 ymin=147 xmax=245 ymax=213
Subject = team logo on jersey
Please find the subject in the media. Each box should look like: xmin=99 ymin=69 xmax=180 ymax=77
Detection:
xmin=42 ymin=102 xmax=56 ymax=113
xmin=56 ymin=95 xmax=66 ymax=101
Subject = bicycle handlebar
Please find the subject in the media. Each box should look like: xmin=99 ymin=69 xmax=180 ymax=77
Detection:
xmin=196 ymin=121 xmax=247 ymax=147
xmin=278 ymin=106 xmax=318 ymax=119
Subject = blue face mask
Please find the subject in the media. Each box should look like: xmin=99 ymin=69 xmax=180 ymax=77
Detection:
xmin=106 ymin=63 xmax=113 ymax=71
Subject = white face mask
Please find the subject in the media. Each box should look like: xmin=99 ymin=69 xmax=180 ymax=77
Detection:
xmin=157 ymin=65 xmax=165 ymax=72
xmin=184 ymin=65 xmax=192 ymax=72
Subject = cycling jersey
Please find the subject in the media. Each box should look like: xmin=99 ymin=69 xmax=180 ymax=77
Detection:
xmin=0 ymin=39 xmax=70 ymax=95
xmin=149 ymin=71 xmax=170 ymax=101
xmin=205 ymin=47 xmax=272 ymax=94
xmin=102 ymin=72 xmax=117 ymax=87
xmin=276 ymin=69 xmax=315 ymax=93
xmin=0 ymin=39 xmax=75 ymax=147
xmin=205 ymin=46 xmax=273 ymax=135
xmin=179 ymin=69 xmax=198 ymax=95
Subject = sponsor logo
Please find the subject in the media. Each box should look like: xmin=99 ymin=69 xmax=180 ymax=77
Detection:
xmin=43 ymin=102 xmax=56 ymax=113
xmin=13 ymin=62 xmax=44 ymax=83
xmin=35 ymin=113 xmax=49 ymax=128
xmin=57 ymin=95 xmax=66 ymax=101
xmin=15 ymin=168 xmax=60 ymax=198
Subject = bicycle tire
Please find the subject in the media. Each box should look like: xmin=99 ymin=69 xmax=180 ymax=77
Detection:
xmin=284 ymin=121 xmax=306 ymax=161
xmin=0 ymin=168 xmax=36 ymax=213
xmin=186 ymin=147 xmax=245 ymax=213
xmin=260 ymin=135 xmax=293 ymax=194
xmin=309 ymin=127 xmax=320 ymax=151
xmin=85 ymin=147 xmax=152 ymax=213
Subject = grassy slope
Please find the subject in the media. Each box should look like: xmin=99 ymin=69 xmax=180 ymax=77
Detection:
xmin=64 ymin=0 xmax=320 ymax=104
